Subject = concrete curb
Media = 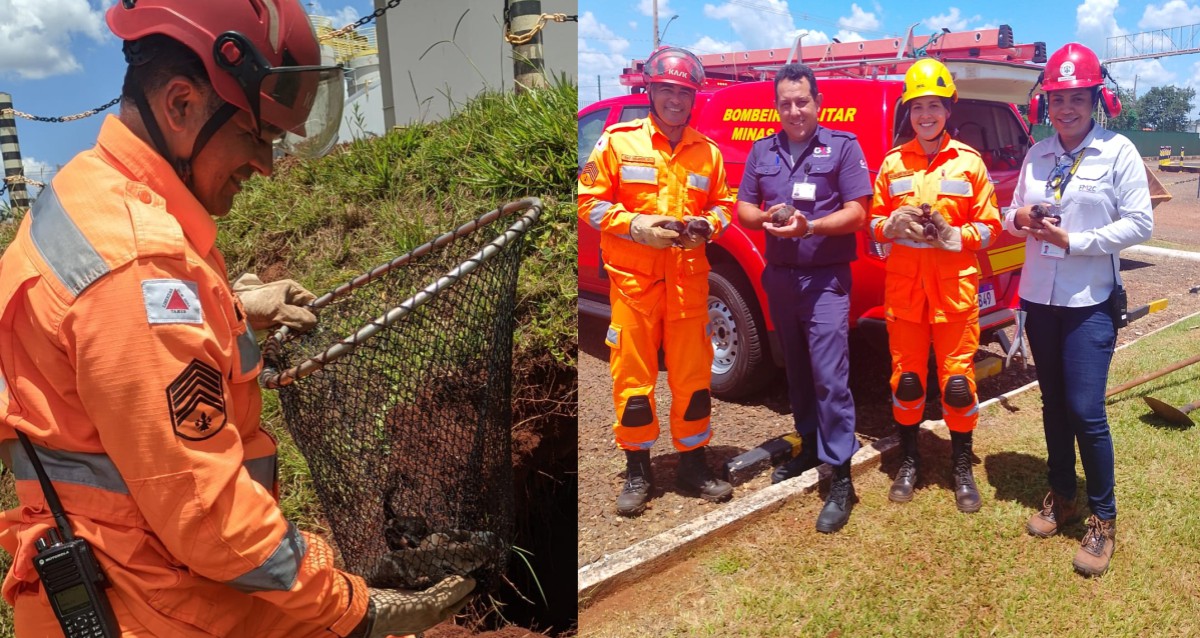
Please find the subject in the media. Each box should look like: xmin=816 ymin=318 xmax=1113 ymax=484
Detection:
xmin=1123 ymin=244 xmax=1200 ymax=262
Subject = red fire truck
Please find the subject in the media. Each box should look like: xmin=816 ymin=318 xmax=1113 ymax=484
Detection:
xmin=579 ymin=25 xmax=1048 ymax=399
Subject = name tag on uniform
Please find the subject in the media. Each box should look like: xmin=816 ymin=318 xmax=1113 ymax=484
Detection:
xmin=1040 ymin=241 xmax=1067 ymax=260
xmin=792 ymin=182 xmax=816 ymax=201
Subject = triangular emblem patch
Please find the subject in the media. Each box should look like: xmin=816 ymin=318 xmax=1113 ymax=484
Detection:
xmin=164 ymin=289 xmax=190 ymax=311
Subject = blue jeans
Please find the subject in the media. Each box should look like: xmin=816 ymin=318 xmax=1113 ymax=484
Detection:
xmin=1021 ymin=299 xmax=1117 ymax=520
xmin=762 ymin=263 xmax=859 ymax=466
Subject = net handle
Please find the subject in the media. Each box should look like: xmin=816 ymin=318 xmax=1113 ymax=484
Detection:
xmin=259 ymin=197 xmax=542 ymax=389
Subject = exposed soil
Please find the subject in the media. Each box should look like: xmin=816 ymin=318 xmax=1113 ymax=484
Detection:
xmin=576 ymin=163 xmax=1200 ymax=570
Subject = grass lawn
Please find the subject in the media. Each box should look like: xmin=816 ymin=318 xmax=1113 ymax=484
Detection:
xmin=579 ymin=313 xmax=1200 ymax=637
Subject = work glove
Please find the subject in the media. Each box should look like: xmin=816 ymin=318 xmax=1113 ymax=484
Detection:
xmin=678 ymin=216 xmax=713 ymax=249
xmin=629 ymin=214 xmax=680 ymax=249
xmin=231 ymin=273 xmax=318 ymax=332
xmin=927 ymin=211 xmax=963 ymax=252
xmin=362 ymin=575 xmax=476 ymax=638
xmin=881 ymin=205 xmax=926 ymax=242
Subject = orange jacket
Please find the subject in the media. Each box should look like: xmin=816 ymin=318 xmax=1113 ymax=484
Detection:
xmin=868 ymin=135 xmax=1001 ymax=323
xmin=578 ymin=117 xmax=733 ymax=318
xmin=0 ymin=116 xmax=367 ymax=636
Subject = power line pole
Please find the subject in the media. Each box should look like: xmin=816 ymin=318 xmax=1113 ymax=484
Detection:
xmin=652 ymin=0 xmax=659 ymax=50
xmin=0 ymin=92 xmax=32 ymax=214
xmin=597 ymin=75 xmax=601 ymax=100
xmin=508 ymin=0 xmax=548 ymax=92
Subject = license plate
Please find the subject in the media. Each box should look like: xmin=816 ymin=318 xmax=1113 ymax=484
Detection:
xmin=977 ymin=283 xmax=996 ymax=311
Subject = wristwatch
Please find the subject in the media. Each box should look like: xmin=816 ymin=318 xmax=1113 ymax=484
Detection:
xmin=802 ymin=222 xmax=816 ymax=239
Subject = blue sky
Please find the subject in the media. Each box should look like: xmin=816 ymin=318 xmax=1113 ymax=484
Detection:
xmin=0 ymin=0 xmax=374 ymax=188
xmin=580 ymin=0 xmax=1200 ymax=113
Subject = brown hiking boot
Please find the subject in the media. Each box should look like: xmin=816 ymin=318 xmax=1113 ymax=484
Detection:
xmin=1073 ymin=515 xmax=1116 ymax=577
xmin=1026 ymin=491 xmax=1080 ymax=538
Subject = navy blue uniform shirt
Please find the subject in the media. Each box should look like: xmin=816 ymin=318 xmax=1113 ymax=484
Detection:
xmin=738 ymin=126 xmax=873 ymax=267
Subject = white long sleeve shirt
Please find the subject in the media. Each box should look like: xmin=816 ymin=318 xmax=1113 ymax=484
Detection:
xmin=1002 ymin=122 xmax=1153 ymax=307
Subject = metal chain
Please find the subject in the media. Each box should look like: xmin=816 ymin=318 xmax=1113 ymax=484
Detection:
xmin=321 ymin=0 xmax=404 ymax=41
xmin=504 ymin=13 xmax=577 ymax=45
xmin=3 ymin=174 xmax=45 ymax=188
xmin=1 ymin=97 xmax=121 ymax=123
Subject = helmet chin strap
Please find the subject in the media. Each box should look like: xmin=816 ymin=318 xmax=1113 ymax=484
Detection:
xmin=130 ymin=85 xmax=239 ymax=187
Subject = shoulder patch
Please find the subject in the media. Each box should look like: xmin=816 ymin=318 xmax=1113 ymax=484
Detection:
xmin=579 ymin=161 xmax=599 ymax=187
xmin=143 ymin=279 xmax=203 ymax=325
xmin=167 ymin=359 xmax=227 ymax=441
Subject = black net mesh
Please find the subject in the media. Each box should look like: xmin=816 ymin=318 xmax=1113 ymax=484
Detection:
xmin=263 ymin=200 xmax=540 ymax=591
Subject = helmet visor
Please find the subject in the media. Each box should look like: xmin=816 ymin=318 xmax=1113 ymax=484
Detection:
xmin=261 ymin=66 xmax=345 ymax=158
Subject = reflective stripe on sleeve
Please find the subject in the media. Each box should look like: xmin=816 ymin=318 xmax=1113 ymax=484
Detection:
xmin=227 ymin=521 xmax=307 ymax=593
xmin=709 ymin=206 xmax=729 ymax=227
xmin=588 ymin=201 xmax=612 ymax=230
xmin=972 ymin=222 xmax=993 ymax=249
xmin=29 ymin=186 xmax=110 ymax=297
xmin=243 ymin=455 xmax=277 ymax=492
xmin=238 ymin=320 xmax=261 ymax=375
xmin=687 ymin=173 xmax=710 ymax=191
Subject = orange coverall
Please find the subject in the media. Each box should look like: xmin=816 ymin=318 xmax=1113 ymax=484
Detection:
xmin=578 ymin=117 xmax=733 ymax=452
xmin=868 ymin=135 xmax=1001 ymax=432
xmin=0 ymin=116 xmax=367 ymax=637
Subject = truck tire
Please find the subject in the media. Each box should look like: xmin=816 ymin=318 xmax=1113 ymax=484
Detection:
xmin=707 ymin=264 xmax=772 ymax=399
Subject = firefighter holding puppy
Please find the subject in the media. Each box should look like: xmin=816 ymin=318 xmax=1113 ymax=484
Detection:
xmin=869 ymin=58 xmax=1002 ymax=513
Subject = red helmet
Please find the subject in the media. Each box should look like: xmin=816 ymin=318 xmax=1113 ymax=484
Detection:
xmin=644 ymin=46 xmax=705 ymax=91
xmin=1041 ymin=42 xmax=1105 ymax=92
xmin=107 ymin=0 xmax=344 ymax=157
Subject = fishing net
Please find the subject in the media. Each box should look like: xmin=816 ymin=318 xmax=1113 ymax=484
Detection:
xmin=261 ymin=198 xmax=541 ymax=591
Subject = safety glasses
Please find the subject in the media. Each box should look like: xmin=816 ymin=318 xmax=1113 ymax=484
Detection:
xmin=213 ymin=31 xmax=345 ymax=158
xmin=1047 ymin=152 xmax=1076 ymax=192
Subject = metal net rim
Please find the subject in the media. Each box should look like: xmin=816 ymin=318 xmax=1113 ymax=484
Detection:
xmin=259 ymin=197 xmax=542 ymax=389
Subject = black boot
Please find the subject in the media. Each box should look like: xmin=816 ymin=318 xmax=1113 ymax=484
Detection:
xmin=950 ymin=431 xmax=981 ymax=513
xmin=888 ymin=424 xmax=920 ymax=503
xmin=675 ymin=446 xmax=733 ymax=503
xmin=815 ymin=461 xmax=856 ymax=533
xmin=616 ymin=450 xmax=653 ymax=517
xmin=770 ymin=432 xmax=819 ymax=484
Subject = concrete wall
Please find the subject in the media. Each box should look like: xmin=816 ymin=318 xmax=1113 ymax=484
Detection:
xmin=1032 ymin=123 xmax=1200 ymax=158
xmin=375 ymin=0 xmax=577 ymax=128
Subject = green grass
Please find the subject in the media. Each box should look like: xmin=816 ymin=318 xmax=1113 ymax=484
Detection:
xmin=580 ymin=313 xmax=1200 ymax=638
xmin=1143 ymin=238 xmax=1200 ymax=253
xmin=0 ymin=79 xmax=577 ymax=633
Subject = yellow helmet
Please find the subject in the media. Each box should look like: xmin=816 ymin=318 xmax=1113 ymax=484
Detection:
xmin=902 ymin=58 xmax=957 ymax=104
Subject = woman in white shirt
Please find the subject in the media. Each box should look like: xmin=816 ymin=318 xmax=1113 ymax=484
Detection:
xmin=1003 ymin=42 xmax=1153 ymax=578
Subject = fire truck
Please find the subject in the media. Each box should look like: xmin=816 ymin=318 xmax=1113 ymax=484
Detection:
xmin=579 ymin=25 xmax=1049 ymax=399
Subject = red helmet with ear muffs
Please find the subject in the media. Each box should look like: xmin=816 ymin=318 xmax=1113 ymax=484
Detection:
xmin=1027 ymin=42 xmax=1121 ymax=125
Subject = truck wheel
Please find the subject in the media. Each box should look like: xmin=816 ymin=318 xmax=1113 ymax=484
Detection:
xmin=707 ymin=265 xmax=771 ymax=399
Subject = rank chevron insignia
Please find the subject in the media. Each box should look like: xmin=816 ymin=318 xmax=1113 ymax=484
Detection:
xmin=166 ymin=359 xmax=227 ymax=441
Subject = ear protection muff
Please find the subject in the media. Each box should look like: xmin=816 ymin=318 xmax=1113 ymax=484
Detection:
xmin=1027 ymin=71 xmax=1047 ymax=126
xmin=1099 ymin=66 xmax=1122 ymax=118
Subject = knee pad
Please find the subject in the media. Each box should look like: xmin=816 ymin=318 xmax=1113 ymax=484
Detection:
xmin=943 ymin=375 xmax=974 ymax=408
xmin=683 ymin=389 xmax=711 ymax=421
xmin=895 ymin=372 xmax=924 ymax=401
xmin=621 ymin=395 xmax=654 ymax=427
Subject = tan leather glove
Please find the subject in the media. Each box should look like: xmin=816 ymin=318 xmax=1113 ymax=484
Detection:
xmin=881 ymin=205 xmax=926 ymax=241
xmin=629 ymin=214 xmax=680 ymax=249
xmin=363 ymin=575 xmax=476 ymax=638
xmin=231 ymin=273 xmax=318 ymax=332
xmin=928 ymin=211 xmax=963 ymax=252
xmin=678 ymin=216 xmax=713 ymax=249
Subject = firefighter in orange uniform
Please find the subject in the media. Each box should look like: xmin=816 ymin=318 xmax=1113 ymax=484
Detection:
xmin=0 ymin=1 xmax=472 ymax=636
xmin=868 ymin=58 xmax=1001 ymax=513
xmin=578 ymin=46 xmax=735 ymax=517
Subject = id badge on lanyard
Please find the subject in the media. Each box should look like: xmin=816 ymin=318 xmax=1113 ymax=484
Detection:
xmin=792 ymin=181 xmax=816 ymax=201
xmin=1042 ymin=151 xmax=1084 ymax=260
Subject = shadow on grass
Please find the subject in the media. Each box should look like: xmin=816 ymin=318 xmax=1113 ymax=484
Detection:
xmin=983 ymin=451 xmax=1085 ymax=511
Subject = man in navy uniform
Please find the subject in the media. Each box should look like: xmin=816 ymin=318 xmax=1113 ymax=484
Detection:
xmin=736 ymin=63 xmax=872 ymax=533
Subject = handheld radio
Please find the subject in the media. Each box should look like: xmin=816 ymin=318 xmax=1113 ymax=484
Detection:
xmin=17 ymin=432 xmax=119 ymax=637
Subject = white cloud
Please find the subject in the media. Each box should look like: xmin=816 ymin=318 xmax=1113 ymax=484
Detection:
xmin=922 ymin=8 xmax=982 ymax=32
xmin=703 ymin=0 xmax=807 ymax=49
xmin=332 ymin=6 xmax=361 ymax=28
xmin=833 ymin=30 xmax=865 ymax=43
xmin=1140 ymin=0 xmax=1200 ymax=29
xmin=629 ymin=21 xmax=639 ymax=31
xmin=20 ymin=157 xmax=53 ymax=182
xmin=689 ymin=35 xmax=746 ymax=54
xmin=0 ymin=0 xmax=106 ymax=80
xmin=839 ymin=3 xmax=880 ymax=32
xmin=579 ymin=12 xmax=633 ymax=103
xmin=638 ymin=0 xmax=674 ymax=18
xmin=1106 ymin=58 xmax=1175 ymax=90
xmin=1076 ymin=0 xmax=1126 ymax=52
